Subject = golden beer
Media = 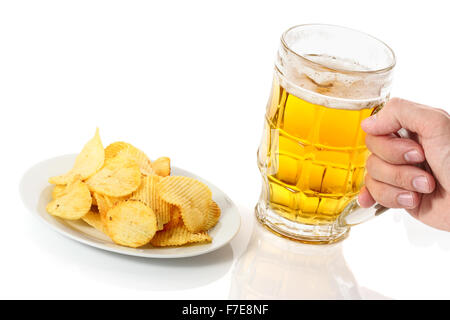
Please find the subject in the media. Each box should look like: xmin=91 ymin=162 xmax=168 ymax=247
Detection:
xmin=258 ymin=76 xmax=380 ymax=225
xmin=256 ymin=25 xmax=395 ymax=243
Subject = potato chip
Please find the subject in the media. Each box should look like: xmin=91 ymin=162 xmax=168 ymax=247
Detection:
xmin=51 ymin=184 xmax=66 ymax=199
xmin=105 ymin=200 xmax=157 ymax=248
xmin=205 ymin=200 xmax=221 ymax=230
xmin=49 ymin=128 xmax=104 ymax=184
xmin=86 ymin=154 xmax=141 ymax=197
xmin=91 ymin=192 xmax=97 ymax=206
xmin=46 ymin=179 xmax=92 ymax=220
xmin=105 ymin=142 xmax=154 ymax=176
xmin=93 ymin=192 xmax=129 ymax=221
xmin=46 ymin=129 xmax=221 ymax=249
xmin=163 ymin=206 xmax=182 ymax=230
xmin=152 ymin=157 xmax=170 ymax=177
xmin=130 ymin=175 xmax=171 ymax=230
xmin=150 ymin=224 xmax=211 ymax=247
xmin=82 ymin=208 xmax=108 ymax=234
xmin=53 ymin=184 xmax=97 ymax=207
xmin=157 ymin=176 xmax=211 ymax=233
xmin=104 ymin=141 xmax=128 ymax=159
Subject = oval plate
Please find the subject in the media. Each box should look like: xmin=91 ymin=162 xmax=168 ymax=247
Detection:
xmin=20 ymin=154 xmax=241 ymax=258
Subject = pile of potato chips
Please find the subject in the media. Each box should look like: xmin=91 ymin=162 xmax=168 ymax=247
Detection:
xmin=46 ymin=129 xmax=220 ymax=248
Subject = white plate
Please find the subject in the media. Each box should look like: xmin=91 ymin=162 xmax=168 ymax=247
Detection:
xmin=20 ymin=154 xmax=241 ymax=258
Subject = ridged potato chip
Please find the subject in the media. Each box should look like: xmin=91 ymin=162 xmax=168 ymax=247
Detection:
xmin=150 ymin=224 xmax=211 ymax=247
xmin=46 ymin=129 xmax=221 ymax=249
xmin=105 ymin=200 xmax=157 ymax=248
xmin=105 ymin=142 xmax=154 ymax=176
xmin=49 ymin=128 xmax=104 ymax=184
xmin=152 ymin=157 xmax=170 ymax=177
xmin=130 ymin=175 xmax=171 ymax=230
xmin=163 ymin=206 xmax=182 ymax=230
xmin=86 ymin=154 xmax=141 ymax=197
xmin=82 ymin=208 xmax=108 ymax=234
xmin=46 ymin=179 xmax=92 ymax=220
xmin=158 ymin=176 xmax=212 ymax=233
xmin=205 ymin=200 xmax=221 ymax=230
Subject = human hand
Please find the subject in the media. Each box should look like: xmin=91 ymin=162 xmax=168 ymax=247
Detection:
xmin=358 ymin=98 xmax=450 ymax=231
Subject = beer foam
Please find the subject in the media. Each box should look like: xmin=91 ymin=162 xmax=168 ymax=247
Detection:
xmin=276 ymin=51 xmax=392 ymax=110
xmin=307 ymin=54 xmax=370 ymax=72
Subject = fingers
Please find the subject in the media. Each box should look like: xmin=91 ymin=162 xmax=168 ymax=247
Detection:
xmin=358 ymin=186 xmax=375 ymax=208
xmin=365 ymin=134 xmax=425 ymax=164
xmin=361 ymin=97 xmax=448 ymax=138
xmin=364 ymin=174 xmax=421 ymax=209
xmin=366 ymin=155 xmax=436 ymax=194
xmin=359 ymin=154 xmax=435 ymax=209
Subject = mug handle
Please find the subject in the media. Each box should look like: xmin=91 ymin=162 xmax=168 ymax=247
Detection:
xmin=340 ymin=127 xmax=415 ymax=227
xmin=340 ymin=200 xmax=388 ymax=226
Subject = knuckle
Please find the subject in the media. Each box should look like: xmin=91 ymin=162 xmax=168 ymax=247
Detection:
xmin=435 ymin=112 xmax=450 ymax=130
xmin=378 ymin=190 xmax=397 ymax=208
xmin=364 ymin=134 xmax=383 ymax=153
xmin=435 ymin=107 xmax=449 ymax=117
xmin=388 ymin=97 xmax=404 ymax=106
xmin=422 ymin=111 xmax=450 ymax=137
xmin=365 ymin=155 xmax=376 ymax=173
xmin=365 ymin=175 xmax=384 ymax=202
xmin=378 ymin=197 xmax=391 ymax=207
xmin=393 ymin=169 xmax=407 ymax=187
xmin=372 ymin=190 xmax=390 ymax=207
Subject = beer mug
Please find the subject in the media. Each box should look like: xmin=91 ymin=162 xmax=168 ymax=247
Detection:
xmin=256 ymin=24 xmax=396 ymax=244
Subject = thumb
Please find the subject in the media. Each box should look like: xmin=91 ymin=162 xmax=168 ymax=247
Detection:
xmin=361 ymin=98 xmax=434 ymax=136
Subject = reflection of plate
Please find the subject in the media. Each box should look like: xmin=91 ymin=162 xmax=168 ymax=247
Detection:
xmin=20 ymin=154 xmax=241 ymax=258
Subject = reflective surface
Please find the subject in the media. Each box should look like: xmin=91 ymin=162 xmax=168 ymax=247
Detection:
xmin=12 ymin=202 xmax=450 ymax=299
xmin=3 ymin=1 xmax=450 ymax=299
xmin=230 ymin=222 xmax=361 ymax=299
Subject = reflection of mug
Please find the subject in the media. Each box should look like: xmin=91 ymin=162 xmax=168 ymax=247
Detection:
xmin=229 ymin=222 xmax=361 ymax=299
xmin=256 ymin=24 xmax=396 ymax=244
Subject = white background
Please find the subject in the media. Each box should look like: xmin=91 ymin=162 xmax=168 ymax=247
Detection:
xmin=1 ymin=0 xmax=449 ymax=299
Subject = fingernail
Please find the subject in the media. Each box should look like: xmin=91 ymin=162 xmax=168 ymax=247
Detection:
xmin=404 ymin=150 xmax=423 ymax=163
xmin=412 ymin=176 xmax=430 ymax=193
xmin=397 ymin=192 xmax=414 ymax=208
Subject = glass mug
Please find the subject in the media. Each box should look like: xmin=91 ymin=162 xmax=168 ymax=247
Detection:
xmin=256 ymin=24 xmax=396 ymax=244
